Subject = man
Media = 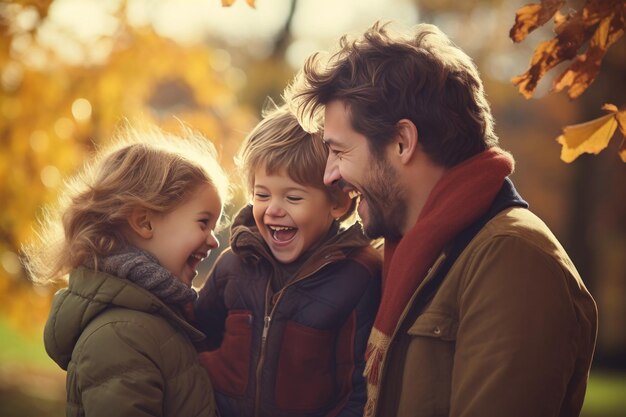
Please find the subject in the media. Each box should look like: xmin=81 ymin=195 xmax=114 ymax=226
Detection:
xmin=286 ymin=21 xmax=597 ymax=417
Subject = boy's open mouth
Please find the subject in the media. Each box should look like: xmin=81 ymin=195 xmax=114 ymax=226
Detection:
xmin=268 ymin=225 xmax=297 ymax=243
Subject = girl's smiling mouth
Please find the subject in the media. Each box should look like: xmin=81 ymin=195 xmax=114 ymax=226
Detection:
xmin=186 ymin=252 xmax=206 ymax=271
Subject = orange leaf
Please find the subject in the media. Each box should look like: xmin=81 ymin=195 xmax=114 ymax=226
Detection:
xmin=246 ymin=0 xmax=256 ymax=7
xmin=511 ymin=0 xmax=625 ymax=99
xmin=557 ymin=112 xmax=618 ymax=163
xmin=553 ymin=14 xmax=625 ymax=98
xmin=512 ymin=38 xmax=560 ymax=98
xmin=510 ymin=0 xmax=565 ymax=43
xmin=512 ymin=14 xmax=591 ymax=98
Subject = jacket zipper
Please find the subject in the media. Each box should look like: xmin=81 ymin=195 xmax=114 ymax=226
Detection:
xmin=371 ymin=252 xmax=447 ymax=417
xmin=252 ymin=256 xmax=341 ymax=417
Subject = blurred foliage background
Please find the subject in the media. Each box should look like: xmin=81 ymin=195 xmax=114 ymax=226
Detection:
xmin=0 ymin=0 xmax=624 ymax=416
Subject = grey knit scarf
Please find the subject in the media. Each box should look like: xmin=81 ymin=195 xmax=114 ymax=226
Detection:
xmin=88 ymin=246 xmax=197 ymax=305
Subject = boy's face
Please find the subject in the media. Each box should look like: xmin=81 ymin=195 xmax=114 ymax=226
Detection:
xmin=252 ymin=167 xmax=338 ymax=264
xmin=135 ymin=183 xmax=222 ymax=286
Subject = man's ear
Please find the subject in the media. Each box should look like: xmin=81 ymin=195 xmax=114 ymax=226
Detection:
xmin=127 ymin=207 xmax=154 ymax=239
xmin=330 ymin=191 xmax=353 ymax=221
xmin=395 ymin=119 xmax=418 ymax=164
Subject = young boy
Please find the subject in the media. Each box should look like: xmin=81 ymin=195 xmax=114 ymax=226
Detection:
xmin=194 ymin=105 xmax=381 ymax=417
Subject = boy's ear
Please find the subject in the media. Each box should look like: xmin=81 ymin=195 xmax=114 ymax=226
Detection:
xmin=127 ymin=207 xmax=154 ymax=239
xmin=330 ymin=191 xmax=352 ymax=220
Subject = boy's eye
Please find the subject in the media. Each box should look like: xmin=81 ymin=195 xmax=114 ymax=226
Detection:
xmin=198 ymin=219 xmax=209 ymax=228
xmin=287 ymin=196 xmax=303 ymax=202
xmin=254 ymin=192 xmax=269 ymax=200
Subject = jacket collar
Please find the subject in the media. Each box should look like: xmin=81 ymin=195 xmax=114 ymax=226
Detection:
xmin=44 ymin=267 xmax=205 ymax=369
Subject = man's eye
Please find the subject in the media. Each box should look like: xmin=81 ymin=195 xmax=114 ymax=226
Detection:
xmin=331 ymin=149 xmax=343 ymax=159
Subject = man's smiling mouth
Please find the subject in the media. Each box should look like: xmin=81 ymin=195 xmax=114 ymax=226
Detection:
xmin=348 ymin=189 xmax=361 ymax=199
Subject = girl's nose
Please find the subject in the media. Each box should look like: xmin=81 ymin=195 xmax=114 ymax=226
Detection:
xmin=206 ymin=231 xmax=219 ymax=249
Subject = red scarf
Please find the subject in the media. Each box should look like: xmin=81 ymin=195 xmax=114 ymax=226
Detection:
xmin=363 ymin=147 xmax=514 ymax=416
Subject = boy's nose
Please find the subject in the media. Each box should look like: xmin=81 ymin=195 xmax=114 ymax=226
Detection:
xmin=324 ymin=155 xmax=341 ymax=186
xmin=266 ymin=200 xmax=286 ymax=217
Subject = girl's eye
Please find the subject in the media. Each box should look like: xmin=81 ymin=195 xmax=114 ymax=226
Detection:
xmin=254 ymin=193 xmax=269 ymax=200
xmin=198 ymin=219 xmax=209 ymax=228
xmin=287 ymin=196 xmax=303 ymax=202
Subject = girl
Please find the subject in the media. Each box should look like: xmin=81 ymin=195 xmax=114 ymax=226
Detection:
xmin=23 ymin=125 xmax=228 ymax=417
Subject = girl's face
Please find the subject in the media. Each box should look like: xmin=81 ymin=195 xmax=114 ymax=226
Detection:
xmin=137 ymin=183 xmax=222 ymax=286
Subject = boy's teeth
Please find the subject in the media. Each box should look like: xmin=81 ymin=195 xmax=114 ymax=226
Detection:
xmin=348 ymin=190 xmax=360 ymax=199
xmin=269 ymin=226 xmax=293 ymax=231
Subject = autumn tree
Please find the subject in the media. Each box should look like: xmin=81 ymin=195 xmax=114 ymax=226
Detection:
xmin=510 ymin=0 xmax=626 ymax=162
xmin=0 ymin=0 xmax=257 ymax=332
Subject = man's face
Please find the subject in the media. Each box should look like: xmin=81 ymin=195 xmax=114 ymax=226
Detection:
xmin=323 ymin=100 xmax=407 ymax=240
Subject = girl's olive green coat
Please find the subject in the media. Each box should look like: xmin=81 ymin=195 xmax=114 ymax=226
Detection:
xmin=44 ymin=267 xmax=216 ymax=417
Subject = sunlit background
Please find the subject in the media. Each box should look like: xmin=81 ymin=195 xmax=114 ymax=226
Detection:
xmin=1 ymin=0 xmax=625 ymax=416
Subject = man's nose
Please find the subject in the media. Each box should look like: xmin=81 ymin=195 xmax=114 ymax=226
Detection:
xmin=324 ymin=155 xmax=341 ymax=186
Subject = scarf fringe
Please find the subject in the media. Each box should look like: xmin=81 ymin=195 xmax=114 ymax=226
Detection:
xmin=364 ymin=327 xmax=390 ymax=417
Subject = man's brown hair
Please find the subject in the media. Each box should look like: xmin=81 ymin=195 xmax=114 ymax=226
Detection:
xmin=286 ymin=21 xmax=498 ymax=167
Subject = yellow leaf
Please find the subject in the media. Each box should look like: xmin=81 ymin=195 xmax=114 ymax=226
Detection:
xmin=557 ymin=113 xmax=617 ymax=163
xmin=246 ymin=0 xmax=256 ymax=7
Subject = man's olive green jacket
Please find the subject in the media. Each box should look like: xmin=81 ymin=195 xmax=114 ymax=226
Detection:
xmin=375 ymin=207 xmax=597 ymax=417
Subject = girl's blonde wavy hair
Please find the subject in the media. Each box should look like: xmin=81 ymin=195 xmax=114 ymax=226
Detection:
xmin=23 ymin=124 xmax=229 ymax=285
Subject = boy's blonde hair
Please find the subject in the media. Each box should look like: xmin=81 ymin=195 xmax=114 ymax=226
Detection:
xmin=237 ymin=104 xmax=353 ymax=217
xmin=23 ymin=124 xmax=229 ymax=285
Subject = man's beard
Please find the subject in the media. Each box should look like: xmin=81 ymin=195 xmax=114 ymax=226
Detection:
xmin=360 ymin=157 xmax=407 ymax=241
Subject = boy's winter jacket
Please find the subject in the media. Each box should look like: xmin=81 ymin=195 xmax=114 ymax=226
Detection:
xmin=194 ymin=205 xmax=381 ymax=417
